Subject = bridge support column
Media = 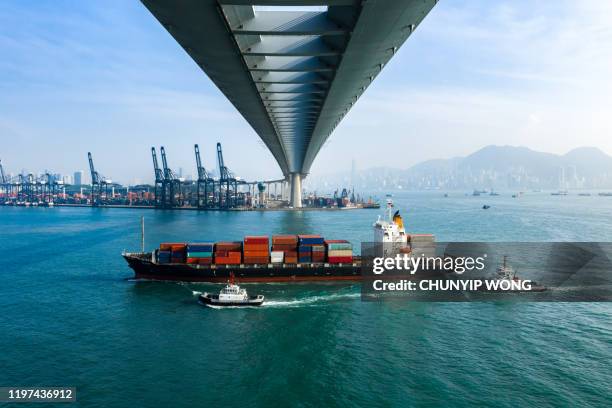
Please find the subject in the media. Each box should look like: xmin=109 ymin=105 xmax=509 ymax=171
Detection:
xmin=290 ymin=173 xmax=302 ymax=208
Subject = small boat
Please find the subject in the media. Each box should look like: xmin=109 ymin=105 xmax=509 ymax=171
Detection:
xmin=199 ymin=274 xmax=264 ymax=307
xmin=551 ymin=190 xmax=568 ymax=196
xmin=482 ymin=205 xmax=490 ymax=209
xmin=481 ymin=256 xmax=546 ymax=293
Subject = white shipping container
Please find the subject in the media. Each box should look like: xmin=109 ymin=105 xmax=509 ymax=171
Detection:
xmin=271 ymin=251 xmax=284 ymax=263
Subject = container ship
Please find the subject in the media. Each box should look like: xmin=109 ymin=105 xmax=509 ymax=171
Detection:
xmin=123 ymin=199 xmax=435 ymax=282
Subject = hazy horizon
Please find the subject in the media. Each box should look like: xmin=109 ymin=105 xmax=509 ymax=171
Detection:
xmin=1 ymin=0 xmax=611 ymax=184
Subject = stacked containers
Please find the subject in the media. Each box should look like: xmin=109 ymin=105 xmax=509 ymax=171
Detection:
xmin=298 ymin=235 xmax=325 ymax=264
xmin=186 ymin=242 xmax=214 ymax=265
xmin=158 ymin=242 xmax=179 ymax=263
xmin=311 ymin=245 xmax=325 ymax=263
xmin=243 ymin=236 xmax=270 ymax=264
xmin=215 ymin=241 xmax=242 ymax=264
xmin=271 ymin=235 xmax=298 ymax=264
xmin=325 ymin=240 xmax=353 ymax=264
xmin=161 ymin=243 xmax=186 ymax=264
xmin=409 ymin=234 xmax=436 ymax=258
xmin=157 ymin=248 xmax=171 ymax=263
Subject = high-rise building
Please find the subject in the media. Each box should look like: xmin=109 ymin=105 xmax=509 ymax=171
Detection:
xmin=74 ymin=170 xmax=84 ymax=186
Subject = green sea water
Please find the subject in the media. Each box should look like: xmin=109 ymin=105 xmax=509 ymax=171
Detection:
xmin=0 ymin=192 xmax=610 ymax=407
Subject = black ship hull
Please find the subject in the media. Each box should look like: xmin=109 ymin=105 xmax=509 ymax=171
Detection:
xmin=123 ymin=253 xmax=362 ymax=283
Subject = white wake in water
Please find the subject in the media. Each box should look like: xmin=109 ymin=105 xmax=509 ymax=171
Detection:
xmin=263 ymin=292 xmax=360 ymax=308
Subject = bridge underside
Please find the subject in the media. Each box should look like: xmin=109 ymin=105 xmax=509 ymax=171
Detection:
xmin=142 ymin=0 xmax=436 ymax=206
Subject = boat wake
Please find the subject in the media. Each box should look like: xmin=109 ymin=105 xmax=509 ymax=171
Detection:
xmin=264 ymin=292 xmax=360 ymax=308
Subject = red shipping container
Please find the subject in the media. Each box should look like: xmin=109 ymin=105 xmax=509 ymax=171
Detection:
xmin=215 ymin=250 xmax=241 ymax=257
xmin=328 ymin=256 xmax=353 ymax=264
xmin=216 ymin=242 xmax=242 ymax=250
xmin=324 ymin=240 xmax=349 ymax=244
xmin=272 ymin=244 xmax=297 ymax=251
xmin=244 ymin=236 xmax=269 ymax=244
xmin=215 ymin=257 xmax=241 ymax=265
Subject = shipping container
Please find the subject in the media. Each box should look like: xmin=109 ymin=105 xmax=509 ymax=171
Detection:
xmin=244 ymin=236 xmax=270 ymax=245
xmin=328 ymin=256 xmax=353 ymax=264
xmin=186 ymin=251 xmax=213 ymax=258
xmin=272 ymin=235 xmax=298 ymax=245
xmin=328 ymin=249 xmax=353 ymax=257
xmin=242 ymin=243 xmax=269 ymax=252
xmin=243 ymin=250 xmax=269 ymax=257
xmin=271 ymin=244 xmax=297 ymax=251
xmin=186 ymin=243 xmax=214 ymax=252
xmin=215 ymin=241 xmax=242 ymax=250
xmin=325 ymin=240 xmax=352 ymax=251
xmin=270 ymin=251 xmax=284 ymax=263
xmin=160 ymin=242 xmax=186 ymax=251
xmin=298 ymin=235 xmax=324 ymax=245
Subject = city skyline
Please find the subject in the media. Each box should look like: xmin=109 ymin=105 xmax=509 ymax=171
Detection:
xmin=1 ymin=0 xmax=611 ymax=184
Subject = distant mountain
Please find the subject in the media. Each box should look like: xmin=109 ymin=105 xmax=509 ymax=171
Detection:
xmin=306 ymin=145 xmax=612 ymax=191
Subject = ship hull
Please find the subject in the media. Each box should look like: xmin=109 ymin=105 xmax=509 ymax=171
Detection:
xmin=124 ymin=253 xmax=362 ymax=283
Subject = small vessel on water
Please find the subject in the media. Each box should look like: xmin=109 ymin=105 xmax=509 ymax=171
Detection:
xmin=199 ymin=274 xmax=264 ymax=307
xmin=482 ymin=205 xmax=491 ymax=210
xmin=482 ymin=256 xmax=546 ymax=293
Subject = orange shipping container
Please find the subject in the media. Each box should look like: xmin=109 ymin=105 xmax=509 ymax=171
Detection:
xmin=272 ymin=235 xmax=298 ymax=244
xmin=244 ymin=250 xmax=270 ymax=257
xmin=160 ymin=242 xmax=186 ymax=251
xmin=242 ymin=243 xmax=269 ymax=252
xmin=215 ymin=257 xmax=241 ymax=265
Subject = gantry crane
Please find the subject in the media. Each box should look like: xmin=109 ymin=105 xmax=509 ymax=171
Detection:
xmin=195 ymin=144 xmax=214 ymax=209
xmin=216 ymin=142 xmax=241 ymax=209
xmin=160 ymin=146 xmax=183 ymax=208
xmin=88 ymin=152 xmax=111 ymax=206
xmin=0 ymin=159 xmax=7 ymax=201
xmin=151 ymin=147 xmax=165 ymax=207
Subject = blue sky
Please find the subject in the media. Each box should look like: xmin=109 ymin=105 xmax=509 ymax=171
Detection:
xmin=1 ymin=0 xmax=611 ymax=184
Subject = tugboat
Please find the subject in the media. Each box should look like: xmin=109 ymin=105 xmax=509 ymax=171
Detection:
xmin=199 ymin=274 xmax=265 ymax=307
xmin=483 ymin=256 xmax=546 ymax=292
